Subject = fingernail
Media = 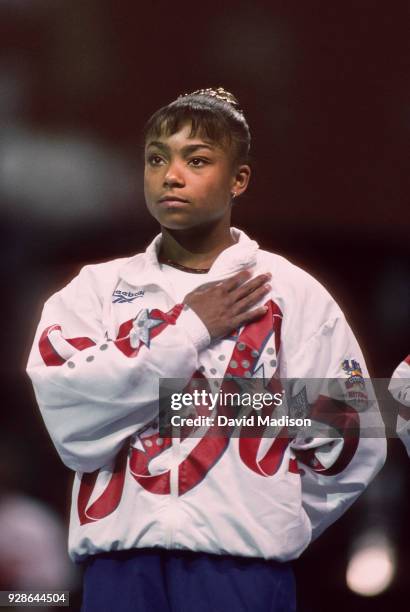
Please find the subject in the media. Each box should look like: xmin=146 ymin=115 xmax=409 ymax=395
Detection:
xmin=265 ymin=283 xmax=271 ymax=290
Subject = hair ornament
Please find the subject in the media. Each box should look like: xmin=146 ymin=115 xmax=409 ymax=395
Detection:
xmin=179 ymin=87 xmax=243 ymax=114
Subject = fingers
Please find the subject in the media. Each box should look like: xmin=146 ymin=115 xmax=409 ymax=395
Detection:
xmin=233 ymin=305 xmax=268 ymax=328
xmin=223 ymin=269 xmax=252 ymax=292
xmin=194 ymin=270 xmax=271 ymax=296
xmin=183 ymin=268 xmax=273 ymax=342
xmin=193 ymin=280 xmax=220 ymax=293
xmin=233 ymin=283 xmax=271 ymax=315
xmin=231 ymin=272 xmax=271 ymax=301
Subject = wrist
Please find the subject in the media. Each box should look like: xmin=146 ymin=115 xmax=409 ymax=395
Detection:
xmin=179 ymin=304 xmax=211 ymax=351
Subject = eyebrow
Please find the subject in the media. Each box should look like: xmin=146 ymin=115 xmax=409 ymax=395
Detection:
xmin=146 ymin=141 xmax=216 ymax=154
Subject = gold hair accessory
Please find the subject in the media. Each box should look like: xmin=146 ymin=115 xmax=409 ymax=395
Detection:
xmin=179 ymin=87 xmax=243 ymax=114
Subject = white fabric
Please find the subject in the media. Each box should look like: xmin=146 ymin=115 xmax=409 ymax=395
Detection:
xmin=27 ymin=228 xmax=386 ymax=562
xmin=159 ymin=263 xmax=212 ymax=302
xmin=389 ymin=356 xmax=410 ymax=456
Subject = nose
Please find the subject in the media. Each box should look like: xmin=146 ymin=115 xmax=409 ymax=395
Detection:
xmin=163 ymin=161 xmax=185 ymax=188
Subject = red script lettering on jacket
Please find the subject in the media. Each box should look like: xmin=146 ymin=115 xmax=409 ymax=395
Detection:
xmin=38 ymin=303 xmax=359 ymax=525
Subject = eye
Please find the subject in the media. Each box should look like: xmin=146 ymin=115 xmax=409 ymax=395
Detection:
xmin=146 ymin=154 xmax=165 ymax=166
xmin=188 ymin=157 xmax=209 ymax=167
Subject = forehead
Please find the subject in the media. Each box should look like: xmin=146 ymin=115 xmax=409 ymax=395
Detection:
xmin=145 ymin=120 xmax=231 ymax=153
xmin=146 ymin=127 xmax=213 ymax=150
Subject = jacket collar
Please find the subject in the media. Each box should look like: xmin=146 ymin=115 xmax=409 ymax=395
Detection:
xmin=119 ymin=227 xmax=259 ymax=288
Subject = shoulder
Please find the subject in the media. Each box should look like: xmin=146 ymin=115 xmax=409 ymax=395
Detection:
xmin=258 ymin=249 xmax=339 ymax=310
xmin=258 ymin=248 xmax=323 ymax=286
xmin=47 ymin=253 xmax=142 ymax=306
xmin=257 ymin=248 xmax=345 ymax=338
xmin=391 ymin=356 xmax=410 ymax=380
xmin=79 ymin=255 xmax=137 ymax=285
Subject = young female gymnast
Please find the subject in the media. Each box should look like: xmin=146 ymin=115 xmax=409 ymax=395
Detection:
xmin=27 ymin=87 xmax=386 ymax=611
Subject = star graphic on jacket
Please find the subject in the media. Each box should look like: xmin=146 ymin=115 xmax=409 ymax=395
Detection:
xmin=130 ymin=309 xmax=163 ymax=348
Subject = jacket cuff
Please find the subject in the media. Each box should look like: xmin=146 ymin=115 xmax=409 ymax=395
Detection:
xmin=179 ymin=305 xmax=211 ymax=351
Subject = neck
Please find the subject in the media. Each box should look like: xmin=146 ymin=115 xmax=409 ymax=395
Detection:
xmin=159 ymin=222 xmax=236 ymax=269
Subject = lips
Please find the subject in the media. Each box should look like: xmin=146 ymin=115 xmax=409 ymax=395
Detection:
xmin=157 ymin=195 xmax=190 ymax=210
xmin=158 ymin=195 xmax=190 ymax=204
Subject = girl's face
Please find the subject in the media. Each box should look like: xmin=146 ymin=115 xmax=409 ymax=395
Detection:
xmin=144 ymin=123 xmax=250 ymax=232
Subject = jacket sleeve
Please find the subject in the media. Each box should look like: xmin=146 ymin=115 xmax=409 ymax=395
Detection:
xmin=26 ymin=265 xmax=210 ymax=473
xmin=388 ymin=356 xmax=410 ymax=456
xmin=287 ymin=313 xmax=386 ymax=540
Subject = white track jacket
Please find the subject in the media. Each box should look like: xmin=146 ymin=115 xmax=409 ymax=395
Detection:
xmin=27 ymin=229 xmax=386 ymax=561
xmin=389 ymin=356 xmax=410 ymax=456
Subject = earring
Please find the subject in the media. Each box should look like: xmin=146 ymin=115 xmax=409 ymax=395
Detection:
xmin=231 ymin=192 xmax=237 ymax=199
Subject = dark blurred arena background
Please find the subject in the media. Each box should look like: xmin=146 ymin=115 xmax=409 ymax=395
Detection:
xmin=0 ymin=1 xmax=409 ymax=610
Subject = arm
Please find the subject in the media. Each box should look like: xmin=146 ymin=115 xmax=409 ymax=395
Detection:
xmin=388 ymin=355 xmax=410 ymax=456
xmin=27 ymin=265 xmax=271 ymax=473
xmin=27 ymin=265 xmax=210 ymax=473
xmin=288 ymin=314 xmax=386 ymax=539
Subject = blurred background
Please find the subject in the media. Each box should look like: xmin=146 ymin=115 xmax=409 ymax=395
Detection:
xmin=0 ymin=0 xmax=409 ymax=610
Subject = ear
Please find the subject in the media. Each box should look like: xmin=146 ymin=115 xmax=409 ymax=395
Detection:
xmin=231 ymin=164 xmax=251 ymax=198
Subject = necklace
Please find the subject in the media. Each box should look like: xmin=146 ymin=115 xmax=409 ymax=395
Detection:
xmin=159 ymin=258 xmax=210 ymax=274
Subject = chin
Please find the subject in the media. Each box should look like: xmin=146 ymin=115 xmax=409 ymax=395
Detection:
xmin=160 ymin=220 xmax=200 ymax=232
xmin=153 ymin=210 xmax=197 ymax=230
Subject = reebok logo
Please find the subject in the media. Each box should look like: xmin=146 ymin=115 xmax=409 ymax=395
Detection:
xmin=112 ymin=289 xmax=145 ymax=304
